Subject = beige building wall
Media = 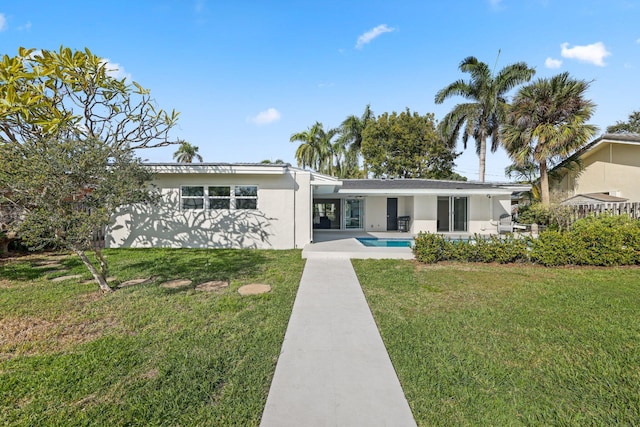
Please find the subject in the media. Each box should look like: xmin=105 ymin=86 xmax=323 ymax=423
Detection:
xmin=410 ymin=196 xmax=436 ymax=233
xmin=107 ymin=169 xmax=312 ymax=250
xmin=552 ymin=139 xmax=640 ymax=202
xmin=363 ymin=197 xmax=387 ymax=231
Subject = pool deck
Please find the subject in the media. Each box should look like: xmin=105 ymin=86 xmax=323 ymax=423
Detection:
xmin=302 ymin=231 xmax=415 ymax=259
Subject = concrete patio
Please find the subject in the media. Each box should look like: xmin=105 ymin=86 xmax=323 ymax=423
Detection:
xmin=302 ymin=231 xmax=416 ymax=259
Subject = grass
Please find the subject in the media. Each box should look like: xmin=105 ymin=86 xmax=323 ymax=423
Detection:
xmin=0 ymin=248 xmax=305 ymax=426
xmin=353 ymin=260 xmax=640 ymax=426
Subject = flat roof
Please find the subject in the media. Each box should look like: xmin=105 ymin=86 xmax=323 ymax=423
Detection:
xmin=340 ymin=179 xmax=526 ymax=190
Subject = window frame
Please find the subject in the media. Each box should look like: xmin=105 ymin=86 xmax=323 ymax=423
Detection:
xmin=179 ymin=184 xmax=258 ymax=211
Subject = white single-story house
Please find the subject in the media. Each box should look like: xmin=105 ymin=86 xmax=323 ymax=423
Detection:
xmin=106 ymin=163 xmax=529 ymax=250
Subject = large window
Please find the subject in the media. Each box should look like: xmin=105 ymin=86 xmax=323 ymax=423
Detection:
xmin=181 ymin=185 xmax=258 ymax=210
xmin=235 ymin=186 xmax=258 ymax=210
xmin=181 ymin=186 xmax=205 ymax=210
xmin=313 ymin=199 xmax=340 ymax=229
xmin=313 ymin=198 xmax=364 ymax=230
xmin=437 ymin=196 xmax=467 ymax=232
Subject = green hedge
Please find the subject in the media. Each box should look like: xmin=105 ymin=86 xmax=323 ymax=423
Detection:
xmin=413 ymin=214 xmax=640 ymax=266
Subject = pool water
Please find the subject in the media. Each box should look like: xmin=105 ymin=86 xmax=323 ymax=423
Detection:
xmin=356 ymin=237 xmax=413 ymax=248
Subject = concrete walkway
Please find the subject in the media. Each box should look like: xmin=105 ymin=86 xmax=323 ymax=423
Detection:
xmin=260 ymin=257 xmax=417 ymax=427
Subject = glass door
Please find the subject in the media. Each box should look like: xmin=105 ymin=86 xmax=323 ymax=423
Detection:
xmin=344 ymin=199 xmax=363 ymax=229
xmin=437 ymin=196 xmax=468 ymax=232
xmin=452 ymin=197 xmax=468 ymax=232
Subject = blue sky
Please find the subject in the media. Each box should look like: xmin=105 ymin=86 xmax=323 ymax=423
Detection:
xmin=1 ymin=0 xmax=639 ymax=181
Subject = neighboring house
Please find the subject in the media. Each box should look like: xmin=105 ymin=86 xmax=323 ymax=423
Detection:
xmin=550 ymin=133 xmax=640 ymax=203
xmin=106 ymin=163 xmax=528 ymax=250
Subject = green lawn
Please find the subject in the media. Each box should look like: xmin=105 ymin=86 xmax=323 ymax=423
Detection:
xmin=0 ymin=249 xmax=304 ymax=426
xmin=353 ymin=260 xmax=640 ymax=426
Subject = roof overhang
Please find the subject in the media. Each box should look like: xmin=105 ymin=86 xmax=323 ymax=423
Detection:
xmin=144 ymin=163 xmax=288 ymax=175
xmin=335 ymin=188 xmax=517 ymax=196
xmin=309 ymin=171 xmax=342 ymax=194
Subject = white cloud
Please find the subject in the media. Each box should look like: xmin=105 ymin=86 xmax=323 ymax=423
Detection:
xmin=560 ymin=42 xmax=611 ymax=66
xmin=355 ymin=24 xmax=395 ymax=49
xmin=636 ymin=38 xmax=640 ymax=44
xmin=249 ymin=108 xmax=281 ymax=125
xmin=545 ymin=57 xmax=562 ymax=69
xmin=100 ymin=59 xmax=132 ymax=81
xmin=488 ymin=0 xmax=503 ymax=9
xmin=0 ymin=13 xmax=7 ymax=31
xmin=17 ymin=21 xmax=31 ymax=31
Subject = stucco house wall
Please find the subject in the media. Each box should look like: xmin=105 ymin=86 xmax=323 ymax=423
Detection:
xmin=551 ymin=134 xmax=640 ymax=202
xmin=106 ymin=165 xmax=526 ymax=250
xmin=107 ymin=164 xmax=316 ymax=250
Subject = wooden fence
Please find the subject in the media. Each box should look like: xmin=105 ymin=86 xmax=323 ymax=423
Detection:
xmin=565 ymin=202 xmax=640 ymax=221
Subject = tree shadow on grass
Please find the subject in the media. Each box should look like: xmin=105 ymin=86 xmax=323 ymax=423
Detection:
xmin=0 ymin=255 xmax=85 ymax=281
xmin=104 ymin=248 xmax=270 ymax=285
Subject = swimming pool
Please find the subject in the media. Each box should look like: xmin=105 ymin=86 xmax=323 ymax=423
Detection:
xmin=356 ymin=237 xmax=414 ymax=248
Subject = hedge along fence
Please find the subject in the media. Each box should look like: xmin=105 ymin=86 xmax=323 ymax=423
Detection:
xmin=413 ymin=214 xmax=640 ymax=266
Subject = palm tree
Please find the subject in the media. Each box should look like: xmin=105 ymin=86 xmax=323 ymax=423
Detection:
xmin=173 ymin=140 xmax=203 ymax=163
xmin=338 ymin=104 xmax=375 ymax=177
xmin=290 ymin=122 xmax=338 ymax=174
xmin=501 ymin=72 xmax=597 ymax=206
xmin=435 ymin=56 xmax=535 ymax=182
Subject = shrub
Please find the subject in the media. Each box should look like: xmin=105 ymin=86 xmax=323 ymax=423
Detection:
xmin=414 ymin=215 xmax=640 ymax=267
xmin=414 ymin=233 xmax=531 ymax=264
xmin=568 ymin=214 xmax=640 ymax=266
xmin=530 ymin=230 xmax=573 ymax=266
xmin=518 ymin=203 xmax=573 ymax=230
xmin=413 ymin=232 xmax=449 ymax=263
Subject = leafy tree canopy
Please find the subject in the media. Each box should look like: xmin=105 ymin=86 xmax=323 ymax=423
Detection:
xmin=362 ymin=109 xmax=463 ymax=180
xmin=0 ymin=137 xmax=157 ymax=291
xmin=0 ymin=46 xmax=179 ymax=150
xmin=607 ymin=111 xmax=640 ymax=134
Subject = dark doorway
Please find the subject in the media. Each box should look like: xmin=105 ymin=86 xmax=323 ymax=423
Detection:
xmin=386 ymin=198 xmax=398 ymax=231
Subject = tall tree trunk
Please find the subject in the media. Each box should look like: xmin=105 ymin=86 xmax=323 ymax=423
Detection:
xmin=73 ymin=246 xmax=112 ymax=292
xmin=539 ymin=160 xmax=550 ymax=207
xmin=478 ymin=137 xmax=487 ymax=182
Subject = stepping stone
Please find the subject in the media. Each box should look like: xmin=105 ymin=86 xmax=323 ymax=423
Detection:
xmin=33 ymin=263 xmax=64 ymax=270
xmin=50 ymin=274 xmax=83 ymax=283
xmin=159 ymin=279 xmax=192 ymax=289
xmin=195 ymin=280 xmax=229 ymax=292
xmin=118 ymin=278 xmax=151 ymax=288
xmin=47 ymin=254 xmax=70 ymax=260
xmin=34 ymin=260 xmax=63 ymax=266
xmin=238 ymin=284 xmax=271 ymax=296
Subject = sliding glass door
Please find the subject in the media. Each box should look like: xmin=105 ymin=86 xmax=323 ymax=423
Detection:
xmin=344 ymin=199 xmax=363 ymax=229
xmin=313 ymin=198 xmax=364 ymax=230
xmin=437 ymin=196 xmax=468 ymax=232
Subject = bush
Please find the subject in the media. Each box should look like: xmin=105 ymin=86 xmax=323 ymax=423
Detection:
xmin=413 ymin=232 xmax=449 ymax=263
xmin=518 ymin=203 xmax=573 ymax=230
xmin=568 ymin=214 xmax=640 ymax=266
xmin=530 ymin=230 xmax=573 ymax=266
xmin=414 ymin=233 xmax=531 ymax=264
xmin=414 ymin=215 xmax=640 ymax=266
